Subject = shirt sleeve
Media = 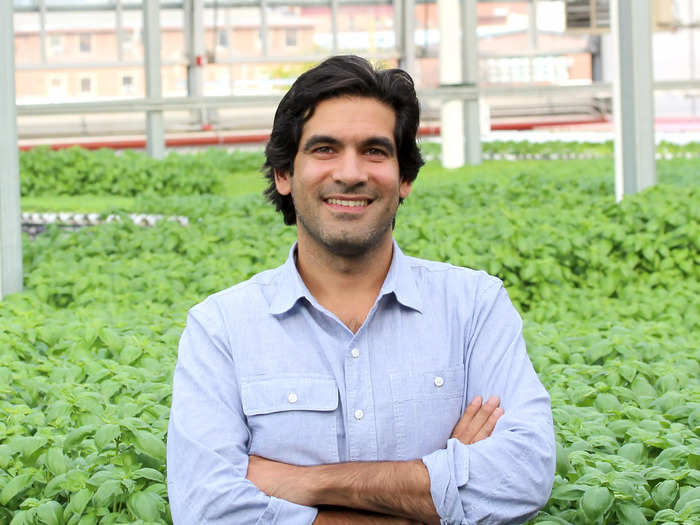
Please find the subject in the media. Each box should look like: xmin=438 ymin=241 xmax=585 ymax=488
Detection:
xmin=167 ymin=306 xmax=319 ymax=525
xmin=421 ymin=281 xmax=555 ymax=525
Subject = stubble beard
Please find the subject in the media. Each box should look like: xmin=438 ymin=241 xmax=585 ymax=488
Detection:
xmin=295 ymin=200 xmax=398 ymax=258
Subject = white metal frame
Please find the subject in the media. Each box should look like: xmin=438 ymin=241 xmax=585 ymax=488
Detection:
xmin=611 ymin=0 xmax=656 ymax=201
xmin=1 ymin=1 xmax=23 ymax=298
xmin=143 ymin=0 xmax=165 ymax=158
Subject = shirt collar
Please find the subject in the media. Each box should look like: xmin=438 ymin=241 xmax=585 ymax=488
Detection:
xmin=268 ymin=240 xmax=423 ymax=315
xmin=379 ymin=241 xmax=423 ymax=313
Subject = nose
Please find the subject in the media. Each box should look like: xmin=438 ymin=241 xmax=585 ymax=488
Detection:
xmin=331 ymin=150 xmax=368 ymax=186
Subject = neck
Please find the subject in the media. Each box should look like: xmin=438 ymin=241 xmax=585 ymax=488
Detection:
xmin=295 ymin=235 xmax=394 ymax=329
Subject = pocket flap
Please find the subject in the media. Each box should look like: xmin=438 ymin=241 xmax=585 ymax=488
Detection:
xmin=390 ymin=365 xmax=464 ymax=403
xmin=241 ymin=375 xmax=339 ymax=416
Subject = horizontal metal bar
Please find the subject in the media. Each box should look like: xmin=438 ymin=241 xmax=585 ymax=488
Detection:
xmin=16 ymin=52 xmax=401 ymax=69
xmin=17 ymin=95 xmax=284 ymax=115
xmin=13 ymin=2 xmax=184 ymax=12
xmin=16 ymin=80 xmax=700 ymax=117
xmin=12 ymin=0 xmax=394 ymax=12
xmin=479 ymin=48 xmax=592 ymax=58
xmin=212 ymin=52 xmax=401 ymax=64
xmin=16 ymin=60 xmax=185 ymax=70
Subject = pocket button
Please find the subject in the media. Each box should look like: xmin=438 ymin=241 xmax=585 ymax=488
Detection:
xmin=288 ymin=392 xmax=298 ymax=403
xmin=434 ymin=376 xmax=445 ymax=388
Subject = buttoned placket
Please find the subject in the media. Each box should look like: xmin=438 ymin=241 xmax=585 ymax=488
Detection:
xmin=343 ymin=333 xmax=378 ymax=461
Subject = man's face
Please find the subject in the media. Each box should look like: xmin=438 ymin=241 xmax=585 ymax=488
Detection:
xmin=274 ymin=96 xmax=412 ymax=257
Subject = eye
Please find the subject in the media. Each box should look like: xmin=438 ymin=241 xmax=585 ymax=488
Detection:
xmin=365 ymin=147 xmax=388 ymax=157
xmin=312 ymin=145 xmax=335 ymax=155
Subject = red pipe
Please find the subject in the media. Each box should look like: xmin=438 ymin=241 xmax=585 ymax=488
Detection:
xmin=26 ymin=115 xmax=689 ymax=152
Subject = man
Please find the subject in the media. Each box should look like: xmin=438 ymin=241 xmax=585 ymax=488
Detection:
xmin=167 ymin=55 xmax=555 ymax=524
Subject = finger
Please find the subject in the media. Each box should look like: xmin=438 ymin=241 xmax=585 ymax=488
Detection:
xmin=461 ymin=396 xmax=500 ymax=443
xmin=470 ymin=407 xmax=504 ymax=444
xmin=451 ymin=396 xmax=482 ymax=439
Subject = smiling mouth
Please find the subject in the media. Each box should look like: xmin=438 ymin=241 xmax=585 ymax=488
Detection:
xmin=326 ymin=198 xmax=370 ymax=207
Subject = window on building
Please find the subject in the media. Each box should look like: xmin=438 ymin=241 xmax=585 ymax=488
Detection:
xmin=217 ymin=29 xmax=229 ymax=48
xmin=122 ymin=75 xmax=135 ymax=94
xmin=79 ymin=75 xmax=95 ymax=95
xmin=48 ymin=35 xmax=64 ymax=56
xmin=285 ymin=29 xmax=297 ymax=47
xmin=79 ymin=34 xmax=92 ymax=53
xmin=47 ymin=75 xmax=67 ymax=97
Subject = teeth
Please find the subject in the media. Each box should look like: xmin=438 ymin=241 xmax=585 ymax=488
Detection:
xmin=327 ymin=198 xmax=369 ymax=207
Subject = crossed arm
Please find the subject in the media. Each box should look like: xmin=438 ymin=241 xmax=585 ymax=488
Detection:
xmin=246 ymin=395 xmax=504 ymax=524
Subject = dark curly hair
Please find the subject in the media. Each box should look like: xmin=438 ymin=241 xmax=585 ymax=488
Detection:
xmin=262 ymin=55 xmax=424 ymax=225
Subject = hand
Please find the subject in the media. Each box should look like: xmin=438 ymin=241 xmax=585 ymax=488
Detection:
xmin=246 ymin=455 xmax=315 ymax=506
xmin=451 ymin=395 xmax=504 ymax=444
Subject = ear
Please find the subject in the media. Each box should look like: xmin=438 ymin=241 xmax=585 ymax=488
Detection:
xmin=274 ymin=169 xmax=292 ymax=196
xmin=399 ymin=179 xmax=412 ymax=199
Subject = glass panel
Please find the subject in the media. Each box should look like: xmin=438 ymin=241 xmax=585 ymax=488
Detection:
xmin=335 ymin=3 xmax=395 ymax=53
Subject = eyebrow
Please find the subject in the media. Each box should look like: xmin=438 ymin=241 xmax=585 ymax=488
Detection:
xmin=301 ymin=135 xmax=396 ymax=156
xmin=301 ymin=135 xmax=342 ymax=152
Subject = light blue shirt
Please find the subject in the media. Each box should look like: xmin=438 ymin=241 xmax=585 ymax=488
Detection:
xmin=167 ymin=242 xmax=555 ymax=524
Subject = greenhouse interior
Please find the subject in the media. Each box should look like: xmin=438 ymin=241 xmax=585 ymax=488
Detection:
xmin=1 ymin=0 xmax=699 ymax=524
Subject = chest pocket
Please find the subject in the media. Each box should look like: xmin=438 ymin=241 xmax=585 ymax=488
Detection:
xmin=241 ymin=374 xmax=340 ymax=465
xmin=390 ymin=365 xmax=465 ymax=459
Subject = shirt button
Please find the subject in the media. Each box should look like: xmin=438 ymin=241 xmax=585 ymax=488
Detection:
xmin=354 ymin=409 xmax=364 ymax=420
xmin=351 ymin=348 xmax=360 ymax=358
xmin=288 ymin=393 xmax=298 ymax=403
xmin=434 ymin=376 xmax=445 ymax=388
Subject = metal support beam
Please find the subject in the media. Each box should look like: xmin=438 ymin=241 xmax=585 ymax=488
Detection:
xmin=184 ymin=0 xmax=206 ymax=125
xmin=397 ymin=0 xmax=416 ymax=77
xmin=38 ymin=0 xmax=47 ymax=64
xmin=690 ymin=0 xmax=697 ymax=116
xmin=260 ymin=0 xmax=269 ymax=57
xmin=143 ymin=0 xmax=165 ymax=159
xmin=462 ymin=0 xmax=481 ymax=165
xmin=611 ymin=0 xmax=656 ymax=201
xmin=330 ymin=0 xmax=339 ymax=53
xmin=1 ymin=2 xmax=23 ymax=298
xmin=116 ymin=0 xmax=124 ymax=62
xmin=439 ymin=0 xmax=464 ymax=168
xmin=528 ymin=0 xmax=538 ymax=81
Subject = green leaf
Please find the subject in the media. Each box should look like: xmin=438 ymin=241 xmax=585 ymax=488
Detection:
xmin=618 ymin=443 xmax=644 ymax=464
xmin=595 ymin=393 xmax=622 ymax=413
xmin=675 ymin=487 xmax=700 ymax=512
xmin=91 ymin=479 xmax=122 ymax=508
xmin=551 ymin=483 xmax=587 ymax=502
xmin=46 ymin=447 xmax=71 ymax=476
xmin=119 ymin=344 xmax=142 ymax=365
xmin=35 ymin=500 xmax=63 ymax=525
xmin=8 ymin=436 xmax=48 ymax=459
xmin=63 ymin=425 xmax=96 ymax=451
xmin=9 ymin=510 xmax=30 ymax=525
xmin=76 ymin=511 xmax=97 ymax=525
xmin=580 ymin=486 xmax=613 ymax=522
xmin=66 ymin=488 xmax=92 ymax=516
xmin=0 ymin=473 xmax=34 ymax=505
xmin=127 ymin=491 xmax=163 ymax=521
xmin=651 ymin=479 xmax=678 ymax=508
xmin=94 ymin=424 xmax=120 ymax=451
xmin=131 ymin=468 xmax=164 ymax=482
xmin=678 ymin=498 xmax=700 ymax=520
xmin=615 ymin=502 xmax=648 ymax=524
xmin=131 ymin=430 xmax=165 ymax=463
xmin=44 ymin=474 xmax=67 ymax=498
xmin=555 ymin=442 xmax=571 ymax=476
